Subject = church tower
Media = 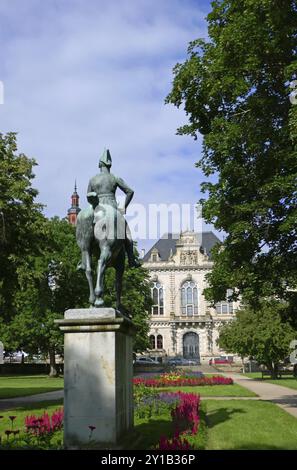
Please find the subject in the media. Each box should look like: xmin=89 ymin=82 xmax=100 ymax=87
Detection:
xmin=67 ymin=181 xmax=81 ymax=225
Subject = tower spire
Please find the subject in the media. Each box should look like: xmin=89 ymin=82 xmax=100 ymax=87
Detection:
xmin=67 ymin=180 xmax=81 ymax=225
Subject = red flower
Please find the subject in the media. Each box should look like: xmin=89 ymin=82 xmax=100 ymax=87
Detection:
xmin=9 ymin=416 xmax=17 ymax=421
xmin=88 ymin=425 xmax=96 ymax=431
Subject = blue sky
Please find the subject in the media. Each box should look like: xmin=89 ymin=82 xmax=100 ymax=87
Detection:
xmin=0 ymin=0 xmax=216 ymax=251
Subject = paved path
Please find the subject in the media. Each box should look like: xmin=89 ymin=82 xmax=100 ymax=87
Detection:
xmin=222 ymin=373 xmax=297 ymax=418
xmin=0 ymin=390 xmax=63 ymax=411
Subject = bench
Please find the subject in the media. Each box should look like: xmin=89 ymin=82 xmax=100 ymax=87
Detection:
xmin=261 ymin=370 xmax=294 ymax=379
xmin=278 ymin=370 xmax=294 ymax=377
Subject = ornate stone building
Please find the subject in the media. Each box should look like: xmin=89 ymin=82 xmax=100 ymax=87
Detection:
xmin=142 ymin=231 xmax=239 ymax=363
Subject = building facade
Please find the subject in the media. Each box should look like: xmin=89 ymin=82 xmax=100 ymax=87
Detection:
xmin=142 ymin=231 xmax=239 ymax=363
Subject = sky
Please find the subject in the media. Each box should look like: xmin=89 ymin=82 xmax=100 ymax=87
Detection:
xmin=0 ymin=0 xmax=217 ymax=252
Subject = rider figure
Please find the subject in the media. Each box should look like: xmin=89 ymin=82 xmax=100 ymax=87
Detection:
xmin=86 ymin=149 xmax=141 ymax=268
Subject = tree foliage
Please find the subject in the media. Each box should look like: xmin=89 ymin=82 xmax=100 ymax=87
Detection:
xmin=0 ymin=132 xmax=42 ymax=319
xmin=1 ymin=217 xmax=89 ymax=374
xmin=218 ymin=300 xmax=296 ymax=376
xmin=166 ymin=0 xmax=297 ymax=307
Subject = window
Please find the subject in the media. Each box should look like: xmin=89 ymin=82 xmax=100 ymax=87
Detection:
xmin=215 ymin=301 xmax=234 ymax=314
xmin=151 ymin=249 xmax=159 ymax=262
xmin=181 ymin=281 xmax=198 ymax=316
xmin=157 ymin=335 xmax=163 ymax=349
xmin=151 ymin=282 xmax=164 ymax=315
xmin=149 ymin=335 xmax=156 ymax=349
xmin=215 ymin=289 xmax=235 ymax=314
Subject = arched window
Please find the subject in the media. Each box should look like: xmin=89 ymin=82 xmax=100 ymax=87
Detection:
xmin=151 ymin=282 xmax=164 ymax=315
xmin=157 ymin=335 xmax=163 ymax=349
xmin=181 ymin=281 xmax=198 ymax=316
xmin=149 ymin=335 xmax=156 ymax=349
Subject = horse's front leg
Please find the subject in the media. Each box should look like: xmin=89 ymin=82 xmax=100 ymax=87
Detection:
xmin=94 ymin=247 xmax=111 ymax=307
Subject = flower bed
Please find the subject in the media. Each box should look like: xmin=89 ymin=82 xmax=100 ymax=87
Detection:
xmin=0 ymin=408 xmax=64 ymax=449
xmin=133 ymin=372 xmax=233 ymax=388
xmin=157 ymin=391 xmax=201 ymax=450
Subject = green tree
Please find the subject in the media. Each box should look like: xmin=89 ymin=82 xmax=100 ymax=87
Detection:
xmin=2 ymin=217 xmax=89 ymax=375
xmin=0 ymin=132 xmax=42 ymax=319
xmin=166 ymin=0 xmax=297 ymax=308
xmin=218 ymin=300 xmax=296 ymax=377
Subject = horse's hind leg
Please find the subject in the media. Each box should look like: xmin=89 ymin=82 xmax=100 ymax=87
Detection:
xmin=94 ymin=246 xmax=111 ymax=307
xmin=85 ymin=250 xmax=95 ymax=305
xmin=115 ymin=251 xmax=125 ymax=312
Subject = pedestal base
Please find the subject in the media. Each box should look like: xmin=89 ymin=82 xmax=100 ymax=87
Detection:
xmin=56 ymin=308 xmax=135 ymax=448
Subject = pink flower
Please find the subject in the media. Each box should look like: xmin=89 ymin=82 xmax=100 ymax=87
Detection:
xmin=25 ymin=408 xmax=63 ymax=435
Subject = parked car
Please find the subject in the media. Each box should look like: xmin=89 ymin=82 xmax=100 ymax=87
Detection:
xmin=167 ymin=357 xmax=200 ymax=366
xmin=135 ymin=357 xmax=158 ymax=365
xmin=213 ymin=356 xmax=234 ymax=365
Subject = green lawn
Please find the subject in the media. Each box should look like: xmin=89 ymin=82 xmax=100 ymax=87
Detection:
xmin=159 ymin=384 xmax=256 ymax=397
xmin=0 ymin=376 xmax=64 ymax=399
xmin=243 ymin=372 xmax=297 ymax=391
xmin=205 ymin=399 xmax=297 ymax=450
xmin=1 ymin=393 xmax=297 ymax=449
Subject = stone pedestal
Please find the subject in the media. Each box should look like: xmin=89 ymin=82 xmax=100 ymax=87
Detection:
xmin=56 ymin=308 xmax=135 ymax=448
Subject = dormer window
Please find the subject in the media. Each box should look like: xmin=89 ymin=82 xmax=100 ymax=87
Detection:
xmin=150 ymin=248 xmax=160 ymax=262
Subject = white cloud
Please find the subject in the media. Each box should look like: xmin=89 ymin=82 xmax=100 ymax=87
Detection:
xmin=0 ymin=0 xmax=213 ymax=247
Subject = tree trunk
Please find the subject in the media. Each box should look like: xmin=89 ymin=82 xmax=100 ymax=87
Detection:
xmin=49 ymin=349 xmax=58 ymax=377
xmin=271 ymin=362 xmax=279 ymax=379
xmin=241 ymin=357 xmax=245 ymax=374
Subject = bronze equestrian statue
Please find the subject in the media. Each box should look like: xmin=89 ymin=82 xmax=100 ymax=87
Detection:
xmin=76 ymin=149 xmax=140 ymax=309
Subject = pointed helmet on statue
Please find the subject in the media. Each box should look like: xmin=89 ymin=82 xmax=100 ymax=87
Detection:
xmin=99 ymin=148 xmax=112 ymax=168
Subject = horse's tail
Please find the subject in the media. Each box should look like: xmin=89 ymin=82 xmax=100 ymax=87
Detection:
xmin=76 ymin=205 xmax=94 ymax=270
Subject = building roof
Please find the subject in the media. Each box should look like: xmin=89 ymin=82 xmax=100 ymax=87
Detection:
xmin=142 ymin=232 xmax=221 ymax=262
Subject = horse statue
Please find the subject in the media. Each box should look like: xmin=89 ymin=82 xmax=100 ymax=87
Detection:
xmin=76 ymin=149 xmax=140 ymax=310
